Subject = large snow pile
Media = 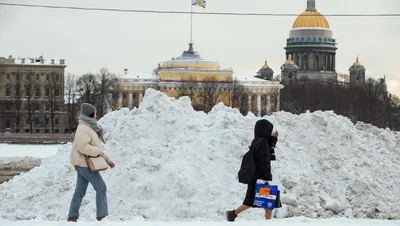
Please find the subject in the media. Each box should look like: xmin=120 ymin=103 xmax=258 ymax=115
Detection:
xmin=0 ymin=89 xmax=399 ymax=221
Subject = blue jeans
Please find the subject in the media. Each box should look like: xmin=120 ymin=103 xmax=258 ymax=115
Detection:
xmin=68 ymin=166 xmax=108 ymax=218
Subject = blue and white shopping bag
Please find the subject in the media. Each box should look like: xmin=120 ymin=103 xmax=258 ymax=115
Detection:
xmin=253 ymin=181 xmax=278 ymax=210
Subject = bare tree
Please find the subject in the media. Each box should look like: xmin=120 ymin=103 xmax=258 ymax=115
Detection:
xmin=197 ymin=77 xmax=221 ymax=112
xmin=65 ymin=73 xmax=78 ymax=131
xmin=97 ymin=68 xmax=119 ymax=117
xmin=11 ymin=70 xmax=24 ymax=133
xmin=110 ymin=74 xmax=122 ymax=111
xmin=280 ymin=78 xmax=400 ymax=131
xmin=172 ymin=75 xmax=200 ymax=108
xmin=76 ymin=73 xmax=98 ymax=104
xmin=25 ymin=71 xmax=41 ymax=133
xmin=46 ymin=71 xmax=63 ymax=133
xmin=230 ymin=79 xmax=246 ymax=108
xmin=338 ymin=73 xmax=350 ymax=83
xmin=268 ymin=88 xmax=281 ymax=114
xmin=390 ymin=95 xmax=400 ymax=130
xmin=0 ymin=71 xmax=4 ymax=131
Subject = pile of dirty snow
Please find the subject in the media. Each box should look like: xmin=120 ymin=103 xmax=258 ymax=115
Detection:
xmin=0 ymin=88 xmax=399 ymax=221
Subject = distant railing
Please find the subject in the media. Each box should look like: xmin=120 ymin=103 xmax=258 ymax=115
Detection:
xmin=0 ymin=133 xmax=74 ymax=143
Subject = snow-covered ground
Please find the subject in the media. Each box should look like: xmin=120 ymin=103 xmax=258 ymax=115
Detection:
xmin=0 ymin=143 xmax=62 ymax=158
xmin=0 ymin=217 xmax=399 ymax=226
xmin=0 ymin=89 xmax=399 ymax=225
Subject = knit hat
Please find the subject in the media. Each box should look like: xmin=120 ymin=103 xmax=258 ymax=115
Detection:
xmin=81 ymin=103 xmax=97 ymax=116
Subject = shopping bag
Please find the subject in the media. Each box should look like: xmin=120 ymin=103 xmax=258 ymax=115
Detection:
xmin=253 ymin=182 xmax=278 ymax=210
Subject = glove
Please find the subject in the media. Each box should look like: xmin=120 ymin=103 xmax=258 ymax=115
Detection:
xmin=99 ymin=151 xmax=115 ymax=168
xmin=269 ymin=136 xmax=278 ymax=149
xmin=105 ymin=158 xmax=115 ymax=168
xmin=270 ymin=131 xmax=279 ymax=148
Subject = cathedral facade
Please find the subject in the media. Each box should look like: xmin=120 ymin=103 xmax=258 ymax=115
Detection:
xmin=116 ymin=44 xmax=283 ymax=116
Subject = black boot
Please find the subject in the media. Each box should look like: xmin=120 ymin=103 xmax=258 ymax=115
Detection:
xmin=226 ymin=210 xmax=237 ymax=222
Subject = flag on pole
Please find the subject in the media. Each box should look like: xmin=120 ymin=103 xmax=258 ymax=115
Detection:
xmin=192 ymin=0 xmax=206 ymax=8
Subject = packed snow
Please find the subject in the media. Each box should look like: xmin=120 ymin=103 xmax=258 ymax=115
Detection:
xmin=0 ymin=88 xmax=399 ymax=222
xmin=0 ymin=144 xmax=62 ymax=158
xmin=0 ymin=217 xmax=399 ymax=226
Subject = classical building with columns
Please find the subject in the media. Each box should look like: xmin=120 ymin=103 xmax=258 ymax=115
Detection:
xmin=282 ymin=0 xmax=337 ymax=83
xmin=117 ymin=43 xmax=283 ymax=116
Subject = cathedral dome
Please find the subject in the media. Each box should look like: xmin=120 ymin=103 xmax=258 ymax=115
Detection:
xmin=159 ymin=43 xmax=220 ymax=70
xmin=292 ymin=0 xmax=330 ymax=29
xmin=352 ymin=56 xmax=363 ymax=66
xmin=262 ymin=60 xmax=271 ymax=69
xmin=292 ymin=11 xmax=330 ymax=29
xmin=349 ymin=56 xmax=366 ymax=72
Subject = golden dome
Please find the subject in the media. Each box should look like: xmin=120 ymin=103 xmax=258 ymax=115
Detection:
xmin=353 ymin=56 xmax=362 ymax=66
xmin=262 ymin=60 xmax=271 ymax=69
xmin=292 ymin=11 xmax=330 ymax=29
xmin=284 ymin=55 xmax=295 ymax=64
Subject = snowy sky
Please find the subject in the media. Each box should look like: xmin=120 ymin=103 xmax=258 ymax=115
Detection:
xmin=0 ymin=0 xmax=399 ymax=96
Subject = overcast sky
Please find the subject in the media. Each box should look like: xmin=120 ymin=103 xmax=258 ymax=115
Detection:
xmin=0 ymin=0 xmax=399 ymax=96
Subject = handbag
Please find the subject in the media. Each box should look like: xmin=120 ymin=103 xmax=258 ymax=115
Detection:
xmin=85 ymin=155 xmax=109 ymax=172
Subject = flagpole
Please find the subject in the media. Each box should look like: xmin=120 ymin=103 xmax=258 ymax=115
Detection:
xmin=190 ymin=1 xmax=193 ymax=44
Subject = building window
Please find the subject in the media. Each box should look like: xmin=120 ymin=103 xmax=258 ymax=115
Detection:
xmin=25 ymin=129 xmax=30 ymax=133
xmin=5 ymin=120 xmax=11 ymax=128
xmin=36 ymin=129 xmax=40 ymax=133
xmin=6 ymin=74 xmax=10 ymax=79
xmin=16 ymin=73 xmax=20 ymax=81
xmin=36 ymin=74 xmax=40 ymax=80
xmin=45 ymin=105 xmax=50 ymax=111
xmin=25 ymin=118 xmax=29 ymax=125
xmin=45 ymin=88 xmax=49 ymax=97
xmin=25 ymin=86 xmax=30 ymax=97
xmin=55 ymin=104 xmax=60 ymax=111
xmin=56 ymin=74 xmax=60 ymax=81
xmin=55 ymin=88 xmax=60 ymax=96
xmin=15 ymin=86 xmax=20 ymax=96
xmin=55 ymin=118 xmax=59 ymax=125
xmin=35 ymin=118 xmax=40 ymax=125
xmin=55 ymin=129 xmax=60 ymax=133
xmin=45 ymin=129 xmax=50 ymax=133
xmin=36 ymin=88 xmax=41 ymax=97
xmin=5 ymin=87 xmax=11 ymax=96
xmin=45 ymin=118 xmax=49 ymax=125
xmin=46 ymin=74 xmax=49 ymax=80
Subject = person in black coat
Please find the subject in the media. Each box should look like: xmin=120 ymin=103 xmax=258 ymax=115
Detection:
xmin=226 ymin=119 xmax=279 ymax=221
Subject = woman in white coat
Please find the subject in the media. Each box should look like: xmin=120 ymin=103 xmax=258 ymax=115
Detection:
xmin=67 ymin=103 xmax=115 ymax=222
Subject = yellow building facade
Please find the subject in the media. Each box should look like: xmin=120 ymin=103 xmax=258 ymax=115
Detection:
xmin=117 ymin=44 xmax=283 ymax=116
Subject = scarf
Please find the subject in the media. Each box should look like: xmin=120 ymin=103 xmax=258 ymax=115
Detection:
xmin=79 ymin=114 xmax=106 ymax=144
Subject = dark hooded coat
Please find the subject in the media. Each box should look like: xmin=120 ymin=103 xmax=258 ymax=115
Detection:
xmin=242 ymin=119 xmax=282 ymax=208
xmin=251 ymin=119 xmax=273 ymax=181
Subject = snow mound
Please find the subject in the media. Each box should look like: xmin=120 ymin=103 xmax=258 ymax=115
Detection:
xmin=0 ymin=157 xmax=41 ymax=171
xmin=0 ymin=88 xmax=399 ymax=221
